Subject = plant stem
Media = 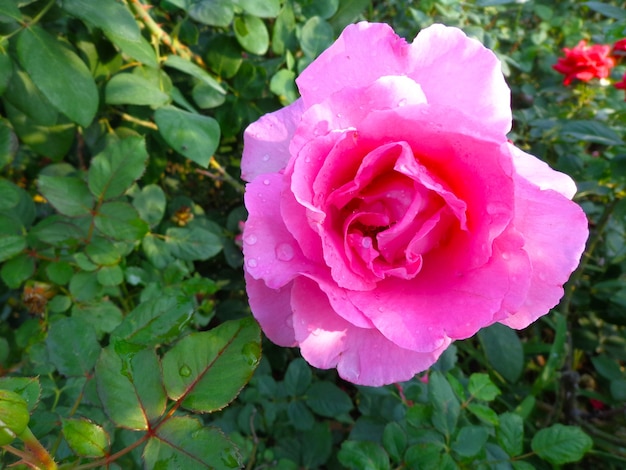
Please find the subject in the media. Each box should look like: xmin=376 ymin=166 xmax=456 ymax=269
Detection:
xmin=18 ymin=426 xmax=58 ymax=470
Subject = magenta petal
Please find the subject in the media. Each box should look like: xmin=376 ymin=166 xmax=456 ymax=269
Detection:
xmin=243 ymin=173 xmax=312 ymax=289
xmin=291 ymin=277 xmax=452 ymax=386
xmin=407 ymin=24 xmax=511 ymax=135
xmin=241 ymin=99 xmax=304 ymax=182
xmin=508 ymin=143 xmax=577 ymax=199
xmin=500 ymin=176 xmax=588 ymax=329
xmin=245 ymin=274 xmax=296 ymax=347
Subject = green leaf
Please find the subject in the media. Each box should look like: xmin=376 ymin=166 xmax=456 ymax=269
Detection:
xmin=69 ymin=271 xmax=102 ymax=302
xmin=85 ymin=237 xmax=122 ymax=265
xmin=142 ymin=233 xmax=174 ymax=269
xmin=104 ymin=31 xmax=157 ymax=67
xmin=188 ymin=0 xmax=234 ymax=27
xmin=382 ymin=422 xmax=407 ymax=463
xmin=287 ymin=400 xmax=314 ymax=431
xmin=270 ymin=69 xmax=298 ymax=105
xmin=329 ymin=0 xmax=370 ymax=33
xmin=0 ymin=377 xmax=40 ymax=412
xmin=404 ymin=443 xmax=444 ymax=470
xmin=96 ymin=346 xmax=166 ymax=430
xmin=337 ymin=440 xmax=390 ymax=470
xmin=165 ymin=226 xmax=223 ymax=261
xmin=300 ymin=16 xmax=334 ymax=58
xmin=3 ymin=67 xmax=58 ymax=126
xmin=0 ymin=390 xmax=29 ymax=446
xmin=429 ymin=372 xmax=460 ymax=438
xmin=478 ymin=323 xmax=524 ymax=382
xmin=72 ymin=301 xmax=123 ymax=337
xmin=305 ymin=381 xmax=353 ymax=417
xmin=0 ymin=51 xmax=12 ymax=97
xmin=584 ymin=1 xmax=626 ymax=19
xmin=272 ymin=4 xmax=297 ymax=55
xmin=46 ymin=316 xmax=100 ymax=376
xmin=162 ymin=317 xmax=261 ymax=412
xmin=467 ymin=403 xmax=500 ymax=425
xmin=591 ymin=355 xmax=623 ymax=381
xmin=284 ymin=357 xmax=312 ymax=397
xmin=105 ymin=73 xmax=170 ymax=107
xmin=110 ymin=294 xmax=195 ymax=348
xmin=133 ymin=184 xmax=166 ymax=227
xmin=302 ymin=422 xmax=332 ymax=467
xmin=17 ymin=26 xmax=98 ymax=127
xmin=94 ymin=201 xmax=149 ymax=241
xmin=60 ymin=0 xmax=141 ymax=41
xmin=561 ymin=120 xmax=624 ymax=146
xmin=497 ymin=412 xmax=524 ymax=457
xmin=531 ymin=424 xmax=593 ymax=465
xmin=0 ymin=233 xmax=25 ymax=263
xmin=97 ymin=265 xmax=124 ymax=286
xmin=4 ymin=101 xmax=75 ymax=161
xmin=45 ymin=261 xmax=74 ymax=285
xmin=143 ymin=416 xmax=242 ymax=469
xmin=235 ymin=0 xmax=280 ymax=17
xmin=0 ymin=0 xmax=22 ymax=20
xmin=155 ymin=106 xmax=221 ymax=167
xmin=88 ymin=137 xmax=148 ymax=200
xmin=468 ymin=373 xmax=501 ymax=401
xmin=192 ymin=81 xmax=227 ymax=109
xmin=300 ymin=0 xmax=339 ymax=19
xmin=452 ymin=425 xmax=489 ymax=458
xmin=164 ymin=55 xmax=225 ymax=95
xmin=233 ymin=14 xmax=269 ymax=55
xmin=206 ymin=35 xmax=243 ymax=79
xmin=0 ymin=119 xmax=15 ymax=170
xmin=38 ymin=175 xmax=94 ymax=217
xmin=62 ymin=418 xmax=109 ymax=458
xmin=1 ymin=254 xmax=34 ymax=289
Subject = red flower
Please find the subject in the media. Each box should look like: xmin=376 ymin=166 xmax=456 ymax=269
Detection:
xmin=553 ymin=40 xmax=615 ymax=85
xmin=614 ymin=72 xmax=626 ymax=100
xmin=612 ymin=38 xmax=626 ymax=60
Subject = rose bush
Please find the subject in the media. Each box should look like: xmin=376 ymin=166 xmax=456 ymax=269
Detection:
xmin=552 ymin=39 xmax=615 ymax=85
xmin=241 ymin=22 xmax=589 ymax=386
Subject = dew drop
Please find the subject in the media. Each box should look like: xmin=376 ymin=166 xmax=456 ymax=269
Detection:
xmin=262 ymin=154 xmax=270 ymax=162
xmin=336 ymin=112 xmax=343 ymax=118
xmin=242 ymin=342 xmax=261 ymax=367
xmin=361 ymin=237 xmax=372 ymax=249
xmin=244 ymin=234 xmax=258 ymax=245
xmin=304 ymin=155 xmax=311 ymax=163
xmin=276 ymin=243 xmax=295 ymax=261
xmin=220 ymin=449 xmax=240 ymax=468
xmin=263 ymin=179 xmax=270 ymax=186
xmin=377 ymin=306 xmax=384 ymax=312
xmin=247 ymin=258 xmax=258 ymax=268
xmin=398 ymin=98 xmax=407 ymax=107
xmin=179 ymin=365 xmax=191 ymax=377
xmin=501 ymin=252 xmax=510 ymax=260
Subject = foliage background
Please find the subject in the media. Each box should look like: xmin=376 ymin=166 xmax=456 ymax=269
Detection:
xmin=0 ymin=0 xmax=625 ymax=468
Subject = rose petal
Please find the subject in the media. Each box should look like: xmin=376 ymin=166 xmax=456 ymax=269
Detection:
xmin=500 ymin=176 xmax=588 ymax=329
xmin=291 ymin=277 xmax=452 ymax=386
xmin=241 ymin=99 xmax=304 ymax=182
xmin=508 ymin=143 xmax=577 ymax=199
xmin=245 ymin=274 xmax=296 ymax=347
xmin=407 ymin=24 xmax=511 ymax=135
xmin=243 ymin=173 xmax=312 ymax=289
xmin=296 ymin=22 xmax=510 ymax=136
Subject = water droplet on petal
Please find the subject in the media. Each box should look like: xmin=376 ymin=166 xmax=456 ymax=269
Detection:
xmin=263 ymin=179 xmax=270 ymax=185
xmin=398 ymin=98 xmax=407 ymax=107
xmin=377 ymin=306 xmax=384 ymax=312
xmin=247 ymin=258 xmax=258 ymax=268
xmin=304 ymin=156 xmax=311 ymax=163
xmin=262 ymin=154 xmax=270 ymax=162
xmin=179 ymin=365 xmax=191 ymax=377
xmin=244 ymin=234 xmax=258 ymax=245
xmin=276 ymin=243 xmax=295 ymax=261
xmin=502 ymin=252 xmax=510 ymax=260
xmin=361 ymin=237 xmax=372 ymax=249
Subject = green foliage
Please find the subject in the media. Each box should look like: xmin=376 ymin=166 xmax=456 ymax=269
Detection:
xmin=0 ymin=0 xmax=624 ymax=468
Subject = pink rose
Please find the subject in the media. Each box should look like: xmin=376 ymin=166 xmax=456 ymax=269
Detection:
xmin=241 ymin=22 xmax=588 ymax=386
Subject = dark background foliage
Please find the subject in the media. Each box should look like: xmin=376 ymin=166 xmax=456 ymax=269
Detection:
xmin=0 ymin=0 xmax=625 ymax=468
